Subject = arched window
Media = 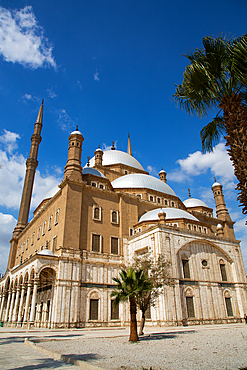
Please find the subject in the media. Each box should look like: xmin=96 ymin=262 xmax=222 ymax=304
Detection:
xmin=182 ymin=259 xmax=191 ymax=279
xmin=94 ymin=207 xmax=100 ymax=220
xmin=111 ymin=210 xmax=118 ymax=223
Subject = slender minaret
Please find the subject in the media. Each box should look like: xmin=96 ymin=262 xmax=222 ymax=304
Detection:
xmin=8 ymin=101 xmax=44 ymax=269
xmin=127 ymin=133 xmax=132 ymax=156
xmin=15 ymin=100 xmax=44 ymax=233
xmin=212 ymin=178 xmax=231 ymax=221
xmin=159 ymin=168 xmax=167 ymax=183
xmin=94 ymin=145 xmax=103 ymax=166
xmin=64 ymin=126 xmax=84 ymax=181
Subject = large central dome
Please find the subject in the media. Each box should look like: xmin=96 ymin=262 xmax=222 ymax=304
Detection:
xmin=112 ymin=173 xmax=176 ymax=196
xmin=87 ymin=150 xmax=144 ymax=171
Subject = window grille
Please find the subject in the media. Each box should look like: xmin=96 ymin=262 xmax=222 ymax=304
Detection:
xmin=182 ymin=259 xmax=190 ymax=279
xmin=225 ymin=297 xmax=233 ymax=317
xmin=186 ymin=297 xmax=195 ymax=318
xmin=92 ymin=234 xmax=100 ymax=252
xmin=111 ymin=300 xmax=119 ymax=320
xmin=220 ymin=263 xmax=227 ymax=281
xmin=111 ymin=237 xmax=119 ymax=254
xmin=89 ymin=299 xmax=98 ymax=320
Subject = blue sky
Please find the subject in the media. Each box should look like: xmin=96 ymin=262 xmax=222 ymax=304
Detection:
xmin=0 ymin=0 xmax=247 ymax=274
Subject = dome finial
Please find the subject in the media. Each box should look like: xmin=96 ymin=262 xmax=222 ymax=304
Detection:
xmin=127 ymin=133 xmax=133 ymax=156
xmin=87 ymin=156 xmax=90 ymax=167
xmin=76 ymin=125 xmax=78 ymax=131
xmin=111 ymin=141 xmax=115 ymax=150
xmin=188 ymin=188 xmax=191 ymax=198
xmin=214 ymin=176 xmax=217 ymax=182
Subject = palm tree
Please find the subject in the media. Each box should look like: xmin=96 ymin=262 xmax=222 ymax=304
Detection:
xmin=173 ymin=34 xmax=247 ymax=213
xmin=111 ymin=267 xmax=153 ymax=342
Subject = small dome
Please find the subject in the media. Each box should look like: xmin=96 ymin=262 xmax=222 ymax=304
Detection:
xmin=159 ymin=169 xmax=166 ymax=174
xmin=86 ymin=150 xmax=144 ymax=171
xmin=139 ymin=207 xmax=199 ymax=223
xmin=212 ymin=181 xmax=221 ymax=188
xmin=112 ymin=173 xmax=176 ymax=196
xmin=44 ymin=186 xmax=60 ymax=200
xmin=70 ymin=130 xmax=82 ymax=136
xmin=217 ymin=223 xmax=223 ymax=229
xmin=38 ymin=249 xmax=54 ymax=256
xmin=183 ymin=198 xmax=209 ymax=208
xmin=82 ymin=167 xmax=106 ymax=178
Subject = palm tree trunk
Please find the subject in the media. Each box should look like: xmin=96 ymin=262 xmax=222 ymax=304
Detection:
xmin=139 ymin=310 xmax=145 ymax=336
xmin=129 ymin=297 xmax=139 ymax=342
xmin=220 ymin=93 xmax=247 ymax=214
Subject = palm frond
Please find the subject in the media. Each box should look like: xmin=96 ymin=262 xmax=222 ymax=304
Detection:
xmin=200 ymin=116 xmax=225 ymax=152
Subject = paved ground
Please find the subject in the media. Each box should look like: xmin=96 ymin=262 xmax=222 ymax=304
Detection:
xmin=0 ymin=324 xmax=246 ymax=369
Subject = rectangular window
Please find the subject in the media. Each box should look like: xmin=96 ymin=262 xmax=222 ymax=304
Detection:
xmin=48 ymin=215 xmax=52 ymax=230
xmin=182 ymin=259 xmax=191 ymax=279
xmin=42 ymin=221 xmax=46 ymax=236
xmin=22 ymin=242 xmax=25 ymax=253
xmin=91 ymin=182 xmax=97 ymax=187
xmin=220 ymin=263 xmax=227 ymax=281
xmin=92 ymin=234 xmax=101 ymax=252
xmin=37 ymin=226 xmax=41 ymax=240
xmin=149 ymin=196 xmax=154 ymax=202
xmin=31 ymin=232 xmax=35 ymax=246
xmin=26 ymin=238 xmax=29 ymax=250
xmin=186 ymin=297 xmax=195 ymax=318
xmin=225 ymin=297 xmax=233 ymax=317
xmin=89 ymin=299 xmax=98 ymax=320
xmin=111 ymin=300 xmax=119 ymax=320
xmin=129 ymin=228 xmax=133 ymax=236
xmin=54 ymin=209 xmax=59 ymax=225
xmin=111 ymin=237 xmax=119 ymax=254
xmin=52 ymin=236 xmax=57 ymax=253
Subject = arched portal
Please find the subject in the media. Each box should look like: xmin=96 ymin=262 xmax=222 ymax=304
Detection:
xmin=35 ymin=267 xmax=56 ymax=328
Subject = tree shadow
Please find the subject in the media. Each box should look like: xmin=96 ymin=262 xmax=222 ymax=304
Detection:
xmin=0 ymin=333 xmax=83 ymax=345
xmin=6 ymin=353 xmax=101 ymax=370
xmin=140 ymin=330 xmax=196 ymax=341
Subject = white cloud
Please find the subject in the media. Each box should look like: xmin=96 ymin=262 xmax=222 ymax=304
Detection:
xmin=77 ymin=80 xmax=82 ymax=90
xmin=0 ymin=212 xmax=17 ymax=274
xmin=0 ymin=129 xmax=20 ymax=154
xmin=167 ymin=143 xmax=235 ymax=188
xmin=47 ymin=87 xmax=57 ymax=99
xmin=0 ymin=130 xmax=62 ymax=210
xmin=94 ymin=70 xmax=99 ymax=81
xmin=0 ymin=5 xmax=56 ymax=69
xmin=57 ymin=109 xmax=75 ymax=131
xmin=147 ymin=165 xmax=158 ymax=177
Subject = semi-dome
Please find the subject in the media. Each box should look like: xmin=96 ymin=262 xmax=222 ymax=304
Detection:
xmin=38 ymin=249 xmax=54 ymax=256
xmin=139 ymin=207 xmax=199 ymax=223
xmin=82 ymin=167 xmax=106 ymax=178
xmin=44 ymin=185 xmax=60 ymax=200
xmin=183 ymin=198 xmax=209 ymax=208
xmin=86 ymin=150 xmax=144 ymax=171
xmin=112 ymin=173 xmax=176 ymax=196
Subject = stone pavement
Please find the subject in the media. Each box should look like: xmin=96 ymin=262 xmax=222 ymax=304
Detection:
xmin=0 ymin=324 xmax=246 ymax=369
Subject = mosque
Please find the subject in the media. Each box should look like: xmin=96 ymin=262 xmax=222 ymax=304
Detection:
xmin=0 ymin=101 xmax=246 ymax=328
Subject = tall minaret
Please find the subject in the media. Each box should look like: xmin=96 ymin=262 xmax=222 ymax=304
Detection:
xmin=127 ymin=133 xmax=132 ymax=156
xmin=64 ymin=126 xmax=84 ymax=181
xmin=212 ymin=179 xmax=232 ymax=221
xmin=8 ymin=101 xmax=44 ymax=269
xmin=15 ymin=100 xmax=44 ymax=233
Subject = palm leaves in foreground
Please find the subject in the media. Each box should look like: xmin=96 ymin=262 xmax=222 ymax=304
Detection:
xmin=173 ymin=34 xmax=247 ymax=213
xmin=111 ymin=267 xmax=153 ymax=342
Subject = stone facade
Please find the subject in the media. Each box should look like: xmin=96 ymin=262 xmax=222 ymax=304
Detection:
xmin=0 ymin=104 xmax=246 ymax=328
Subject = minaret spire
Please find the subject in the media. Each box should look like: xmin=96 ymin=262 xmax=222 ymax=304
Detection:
xmin=16 ymin=100 xmax=44 ymax=232
xmin=7 ymin=101 xmax=44 ymax=269
xmin=127 ymin=133 xmax=132 ymax=156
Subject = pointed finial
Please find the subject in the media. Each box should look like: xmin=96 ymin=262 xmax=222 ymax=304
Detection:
xmin=188 ymin=188 xmax=191 ymax=198
xmin=161 ymin=167 xmax=163 ymax=170
xmin=98 ymin=145 xmax=100 ymax=148
xmin=36 ymin=100 xmax=44 ymax=125
xmin=127 ymin=133 xmax=132 ymax=156
xmin=87 ymin=156 xmax=90 ymax=167
xmin=76 ymin=125 xmax=78 ymax=131
xmin=214 ymin=177 xmax=217 ymax=182
xmin=111 ymin=141 xmax=115 ymax=150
